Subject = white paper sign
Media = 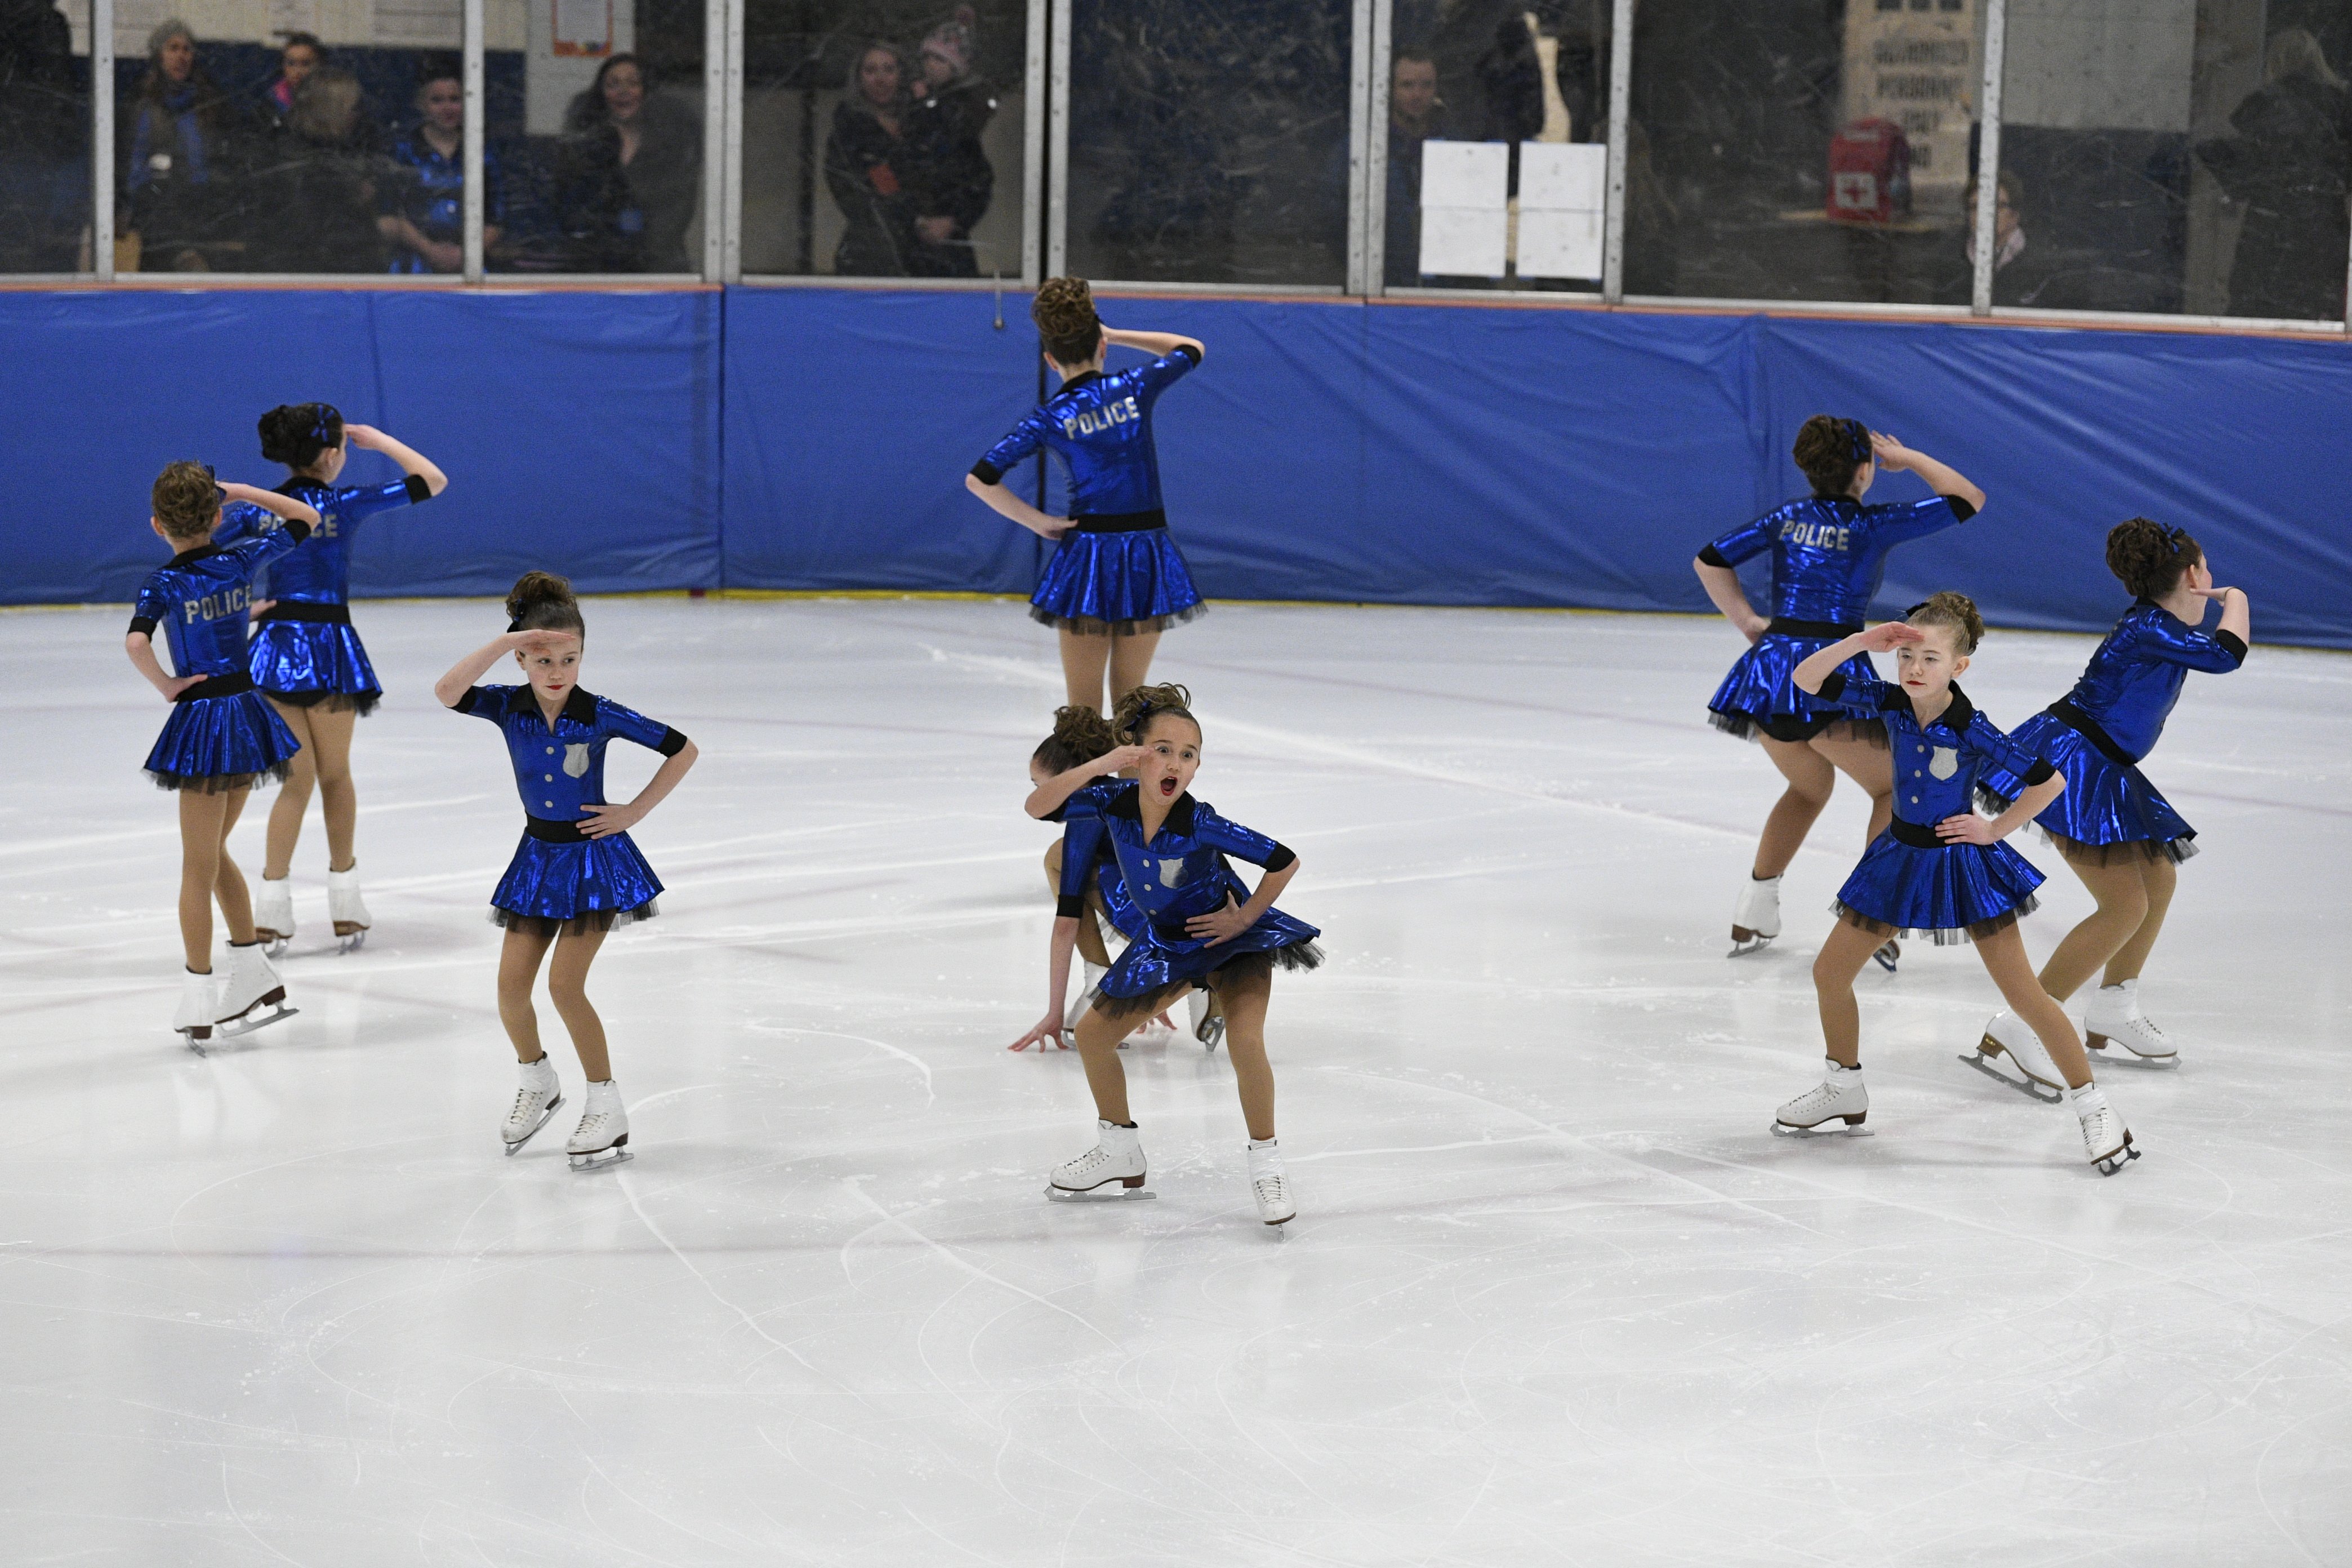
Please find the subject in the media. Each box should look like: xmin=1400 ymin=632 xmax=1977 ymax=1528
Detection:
xmin=1417 ymin=141 xmax=1510 ymax=279
xmin=1516 ymin=142 xmax=1607 ymax=279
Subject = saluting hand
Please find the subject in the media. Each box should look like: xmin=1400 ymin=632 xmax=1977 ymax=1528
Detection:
xmin=1855 ymin=621 xmax=1927 ymax=653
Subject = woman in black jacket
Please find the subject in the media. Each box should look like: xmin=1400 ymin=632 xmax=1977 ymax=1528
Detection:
xmin=825 ymin=41 xmax=919 ymax=275
xmin=558 ymin=54 xmax=702 ymax=273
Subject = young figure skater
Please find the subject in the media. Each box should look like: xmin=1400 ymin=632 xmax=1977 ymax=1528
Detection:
xmin=1695 ymin=417 xmax=1986 ymax=967
xmin=125 ymin=461 xmax=321 ymax=1048
xmin=1016 ymin=685 xmax=1320 ymax=1225
xmin=1972 ymin=519 xmax=2250 ymax=1081
xmin=433 ymin=573 xmax=698 ymax=1169
xmin=964 ymin=277 xmax=1207 ymax=715
xmin=217 ymin=403 xmax=447 ymax=954
xmin=1775 ymin=594 xmax=2139 ymax=1174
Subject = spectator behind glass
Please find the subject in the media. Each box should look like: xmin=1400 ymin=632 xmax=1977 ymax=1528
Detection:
xmin=558 ymin=52 xmax=702 ymax=272
xmin=825 ymin=40 xmax=919 ymax=275
xmin=127 ymin=19 xmax=237 ymax=270
xmin=2196 ymin=28 xmax=2352 ymax=322
xmin=1384 ymin=48 xmax=1445 ymax=285
xmin=380 ymin=61 xmax=503 ymax=273
xmin=1953 ymin=170 xmax=2052 ymax=306
xmin=0 ymin=0 xmax=83 ymax=271
xmin=257 ymin=68 xmax=384 ymax=272
xmin=905 ymin=7 xmax=995 ymax=278
xmin=259 ymin=33 xmax=323 ymax=132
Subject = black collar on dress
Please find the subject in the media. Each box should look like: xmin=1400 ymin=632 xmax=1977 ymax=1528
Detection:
xmin=504 ymin=684 xmax=599 ymax=727
xmin=1103 ymin=781 xmax=1197 ymax=837
xmin=277 ymin=475 xmax=331 ymax=497
xmin=166 ymin=542 xmax=223 ymax=569
xmin=1057 ymin=371 xmax=1103 ymax=396
xmin=1927 ymin=681 xmax=1976 ymax=734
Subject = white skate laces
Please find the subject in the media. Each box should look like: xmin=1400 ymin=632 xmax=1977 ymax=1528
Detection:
xmin=2069 ymin=1082 xmax=2140 ymax=1174
xmin=1730 ymin=874 xmax=1782 ymax=956
xmin=2084 ymin=979 xmax=2176 ymax=1063
xmin=214 ymin=942 xmax=297 ymax=1037
xmin=502 ymin=1057 xmax=563 ymax=1155
xmin=1247 ymin=1138 xmax=1294 ymax=1226
xmin=567 ymin=1079 xmax=632 ymax=1171
xmin=1048 ymin=1120 xmax=1150 ymax=1198
xmin=1774 ymin=1058 xmax=1868 ymax=1135
xmin=327 ymin=866 xmax=371 ymax=953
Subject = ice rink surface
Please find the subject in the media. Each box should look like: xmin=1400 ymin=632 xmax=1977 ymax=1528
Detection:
xmin=2 ymin=595 xmax=2347 ymax=1567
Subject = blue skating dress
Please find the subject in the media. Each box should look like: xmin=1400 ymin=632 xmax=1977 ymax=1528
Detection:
xmin=1054 ymin=779 xmax=1320 ymax=1019
xmin=451 ymin=683 xmax=688 ymax=936
xmin=131 ymin=524 xmax=310 ymax=792
xmin=1047 ymin=793 xmax=1148 ymax=943
xmin=970 ymin=345 xmax=1206 ymax=635
xmin=1701 ymin=492 xmax=1975 ymax=743
xmin=216 ymin=473 xmax=433 ymax=716
xmin=1815 ymin=671 xmax=2054 ymax=945
xmin=1977 ymin=600 xmax=2246 ymax=866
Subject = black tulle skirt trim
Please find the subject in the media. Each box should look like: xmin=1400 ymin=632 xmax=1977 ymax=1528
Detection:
xmin=1090 ymin=941 xmax=1324 ymax=1023
xmin=488 ymin=900 xmax=659 ymax=939
xmin=264 ymin=687 xmax=381 ymax=717
xmin=1830 ymin=895 xmax=2038 ymax=947
xmin=1707 ymin=710 xmax=1890 ymax=748
xmin=1975 ymin=784 xmax=2200 ymax=867
xmin=1028 ymin=600 xmax=1210 ymax=638
xmin=147 ymin=760 xmax=292 ymax=794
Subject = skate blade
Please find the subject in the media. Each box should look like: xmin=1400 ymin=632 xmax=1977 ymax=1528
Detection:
xmin=2093 ymin=1135 xmax=2142 ymax=1177
xmin=336 ymin=928 xmax=367 ymax=954
xmin=1770 ymin=1120 xmax=1871 ymax=1138
xmin=1045 ymin=1185 xmax=1156 ymax=1202
xmin=259 ymin=933 xmax=291 ymax=959
xmin=215 ymin=1003 xmax=299 ymax=1039
xmin=569 ymin=1147 xmax=634 ymax=1173
xmin=2084 ymin=1036 xmax=2179 ymax=1069
xmin=503 ymin=1100 xmax=563 ymax=1155
xmin=1960 ymin=1046 xmax=2064 ymax=1104
xmin=1727 ymin=933 xmax=1775 ymax=958
xmin=1872 ymin=941 xmax=1901 ymax=974
xmin=1199 ymin=1019 xmax=1225 ymax=1053
xmin=178 ymin=1028 xmax=211 ymax=1057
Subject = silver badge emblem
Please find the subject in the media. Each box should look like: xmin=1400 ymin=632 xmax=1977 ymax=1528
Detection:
xmin=1929 ymin=746 xmax=1959 ymax=781
xmin=1157 ymin=857 xmax=1188 ymax=888
xmin=563 ymin=743 xmax=592 ymax=778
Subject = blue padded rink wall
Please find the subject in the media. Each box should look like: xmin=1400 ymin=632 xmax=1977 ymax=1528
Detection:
xmin=3 ymin=287 xmax=2352 ymax=1566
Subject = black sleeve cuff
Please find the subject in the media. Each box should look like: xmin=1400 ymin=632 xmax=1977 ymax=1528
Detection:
xmin=1172 ymin=342 xmax=1202 ymax=366
xmin=403 ymin=473 xmax=433 ymax=503
xmin=657 ymin=727 xmax=689 ymax=757
xmin=129 ymin=614 xmax=158 ymax=636
xmin=2216 ymin=630 xmax=2248 ymax=665
xmin=283 ymin=518 xmax=312 ymax=544
xmin=1942 ymin=496 xmax=1977 ymax=523
xmin=1263 ymin=844 xmax=1297 ymax=872
xmin=1816 ymin=671 xmax=1847 ymax=702
xmin=1697 ymin=544 xmax=1733 ymax=569
xmin=2023 ymin=760 xmax=2057 ymax=786
xmin=1055 ymin=894 xmax=1086 ymax=919
xmin=452 ymin=685 xmax=485 ymax=714
xmin=969 ymin=461 xmax=1003 ymax=485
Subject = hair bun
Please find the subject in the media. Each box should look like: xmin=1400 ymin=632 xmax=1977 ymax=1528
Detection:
xmin=1907 ymin=589 xmax=1985 ymax=654
xmin=257 ymin=402 xmax=343 ymax=469
xmin=1112 ymin=681 xmax=1196 ymax=743
xmin=2104 ymin=516 xmax=2202 ymax=599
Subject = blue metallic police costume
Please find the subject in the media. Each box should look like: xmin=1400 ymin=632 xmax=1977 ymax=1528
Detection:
xmin=215 ymin=410 xmax=434 ymax=716
xmin=1701 ymin=424 xmax=1976 ymax=743
xmin=1053 ymin=778 xmax=1319 ymax=1018
xmin=1811 ymin=670 xmax=2056 ymax=943
xmin=1977 ymin=595 xmax=2247 ymax=865
xmin=451 ymin=683 xmax=690 ymax=937
xmin=131 ymin=515 xmax=311 ymax=792
xmin=970 ymin=346 xmax=1207 ymax=635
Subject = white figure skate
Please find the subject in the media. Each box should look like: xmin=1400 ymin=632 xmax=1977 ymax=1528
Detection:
xmin=1189 ymin=986 xmax=1224 ymax=1052
xmin=2083 ymin=980 xmax=2177 ymax=1067
xmin=1963 ymin=1009 xmax=2066 ymax=1103
xmin=1730 ymin=874 xmax=1781 ymax=957
xmin=2069 ymin=1083 xmax=2140 ymax=1175
xmin=327 ymin=866 xmax=372 ymax=954
xmin=215 ymin=942 xmax=296 ymax=1037
xmin=567 ymin=1079 xmax=632 ymax=1170
xmin=1046 ymin=1120 xmax=1153 ymax=1201
xmin=502 ymin=1057 xmax=563 ymax=1155
xmin=173 ymin=969 xmax=218 ymax=1053
xmin=252 ymin=875 xmax=295 ymax=957
xmin=1247 ymin=1139 xmax=1294 ymax=1228
xmin=1772 ymin=1059 xmax=1870 ymax=1136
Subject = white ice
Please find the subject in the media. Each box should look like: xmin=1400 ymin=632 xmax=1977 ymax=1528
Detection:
xmin=2 ymin=597 xmax=2347 ymax=1566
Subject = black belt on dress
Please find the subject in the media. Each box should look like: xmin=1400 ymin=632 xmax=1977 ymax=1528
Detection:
xmin=2047 ymin=698 xmax=2141 ymax=769
xmin=1767 ymin=617 xmax=1864 ymax=640
xmin=1071 ymin=509 xmax=1167 ymax=534
xmin=524 ymin=815 xmax=589 ymax=843
xmin=175 ymin=671 xmax=255 ymax=702
xmin=1888 ymin=818 xmax=1947 ymax=849
xmin=256 ymin=600 xmax=353 ymax=625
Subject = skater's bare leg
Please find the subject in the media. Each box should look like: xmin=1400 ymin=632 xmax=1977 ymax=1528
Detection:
xmin=1071 ymin=1005 xmax=1134 ymax=1125
xmin=1043 ymin=843 xmax=1114 ymax=966
xmin=1108 ymin=630 xmax=1161 ymax=708
xmin=1815 ymin=733 xmax=1895 ymax=848
xmin=1057 ymin=626 xmax=1113 ymax=713
xmin=1217 ymin=967 xmax=1276 ymax=1141
xmin=1752 ymin=738 xmax=1835 ymax=878
xmin=304 ymin=705 xmax=359 ymax=872
xmin=1811 ymin=919 xmax=1883 ymax=1067
xmin=262 ymin=699 xmax=314 ymax=880
xmin=547 ymin=926 xmax=611 ymax=1081
xmin=497 ymin=925 xmax=556 ymax=1063
xmin=2035 ymin=855 xmax=2149 ymax=1003
xmin=176 ymin=789 xmax=234 ymax=970
xmin=212 ymin=785 xmax=256 ymax=943
xmin=1979 ymin=923 xmax=2092 ymax=1088
xmin=2104 ymin=856 xmax=2177 ymax=987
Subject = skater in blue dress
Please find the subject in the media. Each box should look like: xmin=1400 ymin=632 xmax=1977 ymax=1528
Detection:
xmin=434 ymin=572 xmax=699 ymax=1170
xmin=1693 ymin=416 xmax=1985 ymax=965
xmin=124 ymin=461 xmax=322 ymax=1048
xmin=215 ymin=403 xmax=447 ymax=954
xmin=1773 ymin=593 xmax=2140 ymax=1174
xmin=1972 ymin=518 xmax=2251 ymax=1077
xmin=1017 ymin=684 xmax=1318 ymax=1225
xmin=964 ymin=276 xmax=1206 ymax=714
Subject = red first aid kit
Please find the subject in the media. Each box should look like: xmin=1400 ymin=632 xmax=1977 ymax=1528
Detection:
xmin=1827 ymin=118 xmax=1912 ymax=224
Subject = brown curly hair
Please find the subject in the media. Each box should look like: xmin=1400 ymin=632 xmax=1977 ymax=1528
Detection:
xmin=1033 ymin=704 xmax=1120 ymax=774
xmin=506 ymin=570 xmax=586 ymax=636
xmin=2105 ymin=516 xmax=2202 ymax=600
xmin=152 ymin=461 xmax=222 ymax=540
xmin=1112 ymin=681 xmax=1198 ymax=745
xmin=1032 ymin=276 xmax=1103 ymax=367
xmin=1906 ymin=589 xmax=1985 ymax=655
xmin=1792 ymin=414 xmax=1873 ymax=497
